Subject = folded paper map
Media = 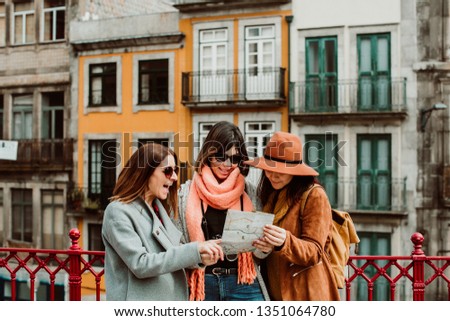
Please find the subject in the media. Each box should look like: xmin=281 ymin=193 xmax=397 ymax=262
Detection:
xmin=221 ymin=209 xmax=275 ymax=255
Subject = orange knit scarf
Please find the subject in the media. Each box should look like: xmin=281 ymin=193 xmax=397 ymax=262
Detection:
xmin=185 ymin=166 xmax=257 ymax=301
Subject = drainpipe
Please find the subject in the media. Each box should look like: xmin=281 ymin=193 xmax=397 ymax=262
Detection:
xmin=285 ymin=15 xmax=293 ymax=131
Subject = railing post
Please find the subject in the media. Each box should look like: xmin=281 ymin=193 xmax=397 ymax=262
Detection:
xmin=68 ymin=228 xmax=82 ymax=301
xmin=411 ymin=232 xmax=426 ymax=301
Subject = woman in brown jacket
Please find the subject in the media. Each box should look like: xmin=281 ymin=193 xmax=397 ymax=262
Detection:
xmin=246 ymin=131 xmax=340 ymax=301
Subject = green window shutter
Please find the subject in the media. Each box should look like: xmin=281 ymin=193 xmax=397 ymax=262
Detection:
xmin=305 ymin=133 xmax=338 ymax=207
xmin=356 ymin=232 xmax=391 ymax=301
xmin=305 ymin=37 xmax=337 ymax=112
xmin=357 ymin=33 xmax=391 ymax=111
xmin=357 ymin=135 xmax=391 ymax=210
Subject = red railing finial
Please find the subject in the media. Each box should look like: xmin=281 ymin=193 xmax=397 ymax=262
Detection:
xmin=69 ymin=228 xmax=81 ymax=250
xmin=411 ymin=232 xmax=425 ymax=255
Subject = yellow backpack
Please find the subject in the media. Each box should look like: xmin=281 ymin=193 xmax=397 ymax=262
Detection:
xmin=300 ymin=184 xmax=360 ymax=289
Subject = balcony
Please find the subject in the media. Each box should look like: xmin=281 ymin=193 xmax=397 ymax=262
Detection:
xmin=0 ymin=139 xmax=73 ymax=172
xmin=0 ymin=230 xmax=449 ymax=300
xmin=323 ymin=177 xmax=408 ymax=216
xmin=67 ymin=186 xmax=108 ymax=215
xmin=289 ymin=78 xmax=407 ymax=122
xmin=181 ymin=68 xmax=286 ymax=108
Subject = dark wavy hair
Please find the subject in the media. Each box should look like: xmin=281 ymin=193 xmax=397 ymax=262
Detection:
xmin=110 ymin=143 xmax=178 ymax=218
xmin=257 ymin=174 xmax=319 ymax=211
xmin=195 ymin=121 xmax=250 ymax=176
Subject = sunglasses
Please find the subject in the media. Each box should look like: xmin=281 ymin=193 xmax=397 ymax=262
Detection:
xmin=213 ymin=153 xmax=243 ymax=165
xmin=162 ymin=166 xmax=179 ymax=179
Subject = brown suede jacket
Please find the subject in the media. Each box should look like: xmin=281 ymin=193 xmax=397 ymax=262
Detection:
xmin=266 ymin=186 xmax=340 ymax=301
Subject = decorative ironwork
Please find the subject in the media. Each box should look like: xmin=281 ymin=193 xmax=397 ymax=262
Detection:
xmin=0 ymin=230 xmax=449 ymax=300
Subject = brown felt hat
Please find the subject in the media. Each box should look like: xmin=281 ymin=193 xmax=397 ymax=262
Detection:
xmin=244 ymin=131 xmax=319 ymax=176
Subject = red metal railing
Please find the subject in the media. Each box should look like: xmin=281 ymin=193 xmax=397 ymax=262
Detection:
xmin=0 ymin=230 xmax=449 ymax=301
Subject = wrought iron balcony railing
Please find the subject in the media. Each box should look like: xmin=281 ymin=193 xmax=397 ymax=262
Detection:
xmin=182 ymin=68 xmax=286 ymax=107
xmin=320 ymin=177 xmax=407 ymax=213
xmin=0 ymin=139 xmax=73 ymax=171
xmin=0 ymin=230 xmax=449 ymax=301
xmin=289 ymin=78 xmax=407 ymax=114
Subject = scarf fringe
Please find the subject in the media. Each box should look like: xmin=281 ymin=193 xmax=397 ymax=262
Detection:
xmin=188 ymin=269 xmax=205 ymax=301
xmin=237 ymin=252 xmax=257 ymax=284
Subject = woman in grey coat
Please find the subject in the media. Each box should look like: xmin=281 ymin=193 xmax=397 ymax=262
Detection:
xmin=102 ymin=143 xmax=223 ymax=301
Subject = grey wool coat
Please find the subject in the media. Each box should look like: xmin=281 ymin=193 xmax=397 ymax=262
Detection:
xmin=102 ymin=198 xmax=202 ymax=301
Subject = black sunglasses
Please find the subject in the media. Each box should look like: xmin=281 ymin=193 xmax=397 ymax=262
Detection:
xmin=162 ymin=166 xmax=179 ymax=179
xmin=213 ymin=153 xmax=243 ymax=165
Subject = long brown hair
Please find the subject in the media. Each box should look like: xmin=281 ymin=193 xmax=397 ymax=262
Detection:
xmin=110 ymin=143 xmax=178 ymax=218
xmin=195 ymin=121 xmax=249 ymax=176
xmin=257 ymin=174 xmax=318 ymax=212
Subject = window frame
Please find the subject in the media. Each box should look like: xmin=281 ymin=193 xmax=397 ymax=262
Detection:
xmin=12 ymin=94 xmax=33 ymax=140
xmin=0 ymin=2 xmax=6 ymax=47
xmin=305 ymin=133 xmax=339 ymax=207
xmin=357 ymin=33 xmax=391 ymax=111
xmin=11 ymin=188 xmax=33 ymax=243
xmin=88 ymin=62 xmax=117 ymax=107
xmin=305 ymin=36 xmax=338 ymax=112
xmin=41 ymin=0 xmax=66 ymax=42
xmin=12 ymin=0 xmax=35 ymax=45
xmin=357 ymin=134 xmax=392 ymax=210
xmin=0 ymin=94 xmax=4 ymax=139
xmin=83 ymin=56 xmax=122 ymax=114
xmin=41 ymin=189 xmax=64 ymax=250
xmin=138 ymin=59 xmax=169 ymax=105
xmin=133 ymin=52 xmax=174 ymax=112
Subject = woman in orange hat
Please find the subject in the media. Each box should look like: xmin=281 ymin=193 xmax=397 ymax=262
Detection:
xmin=246 ymin=131 xmax=340 ymax=301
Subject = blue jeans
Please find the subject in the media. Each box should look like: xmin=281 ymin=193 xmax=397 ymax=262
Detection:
xmin=204 ymin=274 xmax=265 ymax=301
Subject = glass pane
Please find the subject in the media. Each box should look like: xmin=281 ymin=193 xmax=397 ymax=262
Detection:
xmin=25 ymin=14 xmax=34 ymax=43
xmin=15 ymin=2 xmax=33 ymax=11
xmin=13 ymin=112 xmax=22 ymax=139
xmin=25 ymin=112 xmax=33 ymax=139
xmin=54 ymin=207 xmax=64 ymax=234
xmin=14 ymin=15 xmax=24 ymax=44
xmin=42 ymin=207 xmax=52 ymax=234
xmin=44 ymin=12 xmax=52 ymax=41
xmin=377 ymin=37 xmax=389 ymax=71
xmin=261 ymin=26 xmax=274 ymax=37
xmin=360 ymin=140 xmax=371 ymax=170
xmin=248 ymin=43 xmax=257 ymax=54
xmin=307 ymin=41 xmax=319 ymax=74
xmin=360 ymin=76 xmax=373 ymax=108
xmin=0 ymin=16 xmax=5 ymax=47
xmin=360 ymin=175 xmax=372 ymax=207
xmin=55 ymin=9 xmax=65 ymax=40
xmin=360 ymin=39 xmax=371 ymax=72
xmin=247 ymin=27 xmax=259 ymax=38
xmin=377 ymin=139 xmax=389 ymax=170
xmin=376 ymin=76 xmax=390 ymax=107
xmin=44 ymin=0 xmax=65 ymax=8
xmin=377 ymin=175 xmax=389 ymax=208
xmin=201 ymin=30 xmax=214 ymax=42
xmin=216 ymin=44 xmax=226 ymax=56
xmin=215 ymin=29 xmax=226 ymax=41
xmin=325 ymin=40 xmax=336 ymax=73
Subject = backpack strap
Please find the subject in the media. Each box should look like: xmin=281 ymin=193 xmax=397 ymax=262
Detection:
xmin=299 ymin=183 xmax=322 ymax=216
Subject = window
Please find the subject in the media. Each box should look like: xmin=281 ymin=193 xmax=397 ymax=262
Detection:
xmin=138 ymin=59 xmax=169 ymax=104
xmin=41 ymin=190 xmax=64 ymax=249
xmin=0 ymin=3 xmax=5 ymax=46
xmin=199 ymin=28 xmax=228 ymax=99
xmin=0 ymin=188 xmax=3 ymax=244
xmin=89 ymin=63 xmax=117 ymax=107
xmin=305 ymin=37 xmax=337 ymax=112
xmin=13 ymin=1 xmax=35 ymax=45
xmin=244 ymin=121 xmax=275 ymax=186
xmin=0 ymin=277 xmax=64 ymax=301
xmin=357 ymin=33 xmax=391 ymax=110
xmin=11 ymin=188 xmax=33 ymax=242
xmin=357 ymin=135 xmax=391 ymax=210
xmin=88 ymin=223 xmax=105 ymax=266
xmin=0 ymin=94 xmax=3 ymax=139
xmin=88 ymin=140 xmax=117 ymax=209
xmin=356 ymin=232 xmax=391 ymax=301
xmin=305 ymin=133 xmax=338 ymax=207
xmin=245 ymin=25 xmax=276 ymax=99
xmin=42 ymin=92 xmax=64 ymax=160
xmin=42 ymin=0 xmax=65 ymax=41
xmin=12 ymin=94 xmax=33 ymax=140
